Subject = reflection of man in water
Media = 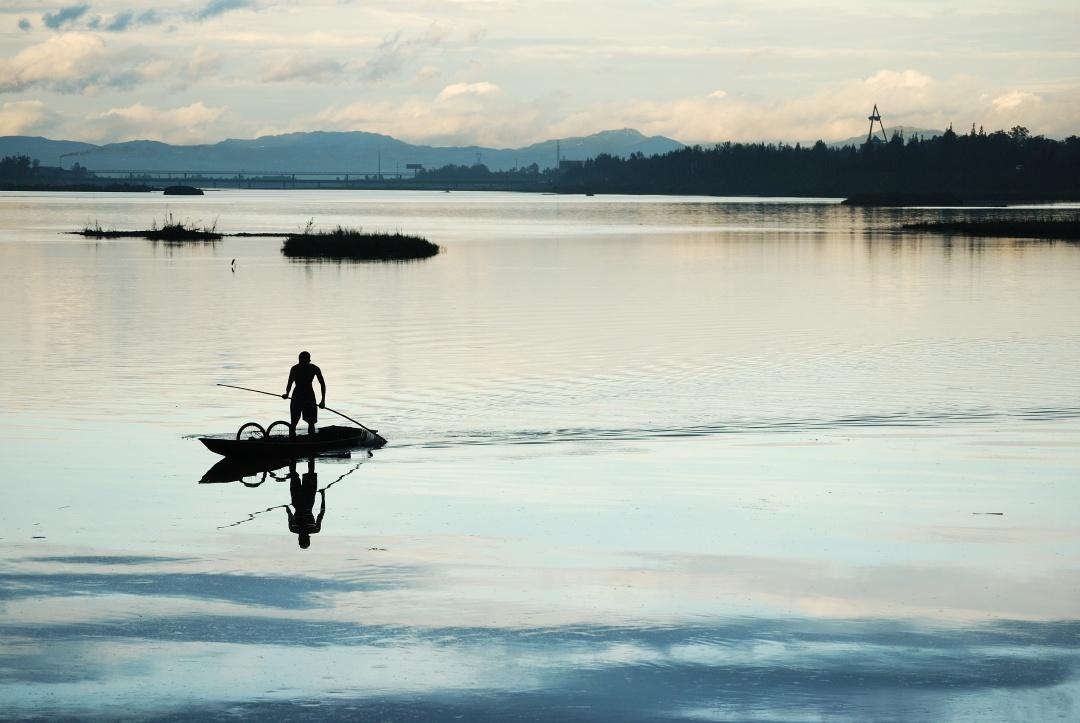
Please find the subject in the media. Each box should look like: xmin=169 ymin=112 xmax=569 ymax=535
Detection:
xmin=282 ymin=351 xmax=326 ymax=436
xmin=286 ymin=458 xmax=324 ymax=549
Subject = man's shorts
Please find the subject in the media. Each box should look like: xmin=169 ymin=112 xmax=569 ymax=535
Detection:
xmin=290 ymin=395 xmax=318 ymax=424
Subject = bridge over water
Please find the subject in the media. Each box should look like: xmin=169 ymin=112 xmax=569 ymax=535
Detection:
xmin=89 ymin=169 xmax=414 ymax=189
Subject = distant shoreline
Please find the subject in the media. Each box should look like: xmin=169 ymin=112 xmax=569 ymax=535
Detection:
xmin=0 ymin=183 xmax=155 ymax=192
xmin=7 ymin=183 xmax=1080 ymax=205
xmin=4 ymin=125 xmax=1079 ymax=201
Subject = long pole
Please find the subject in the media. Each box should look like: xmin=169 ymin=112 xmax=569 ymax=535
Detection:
xmin=217 ymin=384 xmax=378 ymax=434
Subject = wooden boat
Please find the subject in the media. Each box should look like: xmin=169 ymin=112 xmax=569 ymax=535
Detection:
xmin=200 ymin=424 xmax=386 ymax=458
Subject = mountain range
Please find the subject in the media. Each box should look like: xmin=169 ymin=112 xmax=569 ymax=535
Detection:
xmin=0 ymin=126 xmax=950 ymax=176
xmin=0 ymin=129 xmax=684 ymax=174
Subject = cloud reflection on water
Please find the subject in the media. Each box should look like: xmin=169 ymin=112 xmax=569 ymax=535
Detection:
xmin=0 ymin=555 xmax=1078 ymax=720
xmin=1 ymin=613 xmax=1078 ymax=720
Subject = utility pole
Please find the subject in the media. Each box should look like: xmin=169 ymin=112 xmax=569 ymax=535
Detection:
xmin=866 ymin=104 xmax=887 ymax=144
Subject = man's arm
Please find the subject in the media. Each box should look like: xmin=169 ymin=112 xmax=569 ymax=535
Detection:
xmin=283 ymin=366 xmax=295 ymax=399
xmin=316 ymin=366 xmax=326 ymax=407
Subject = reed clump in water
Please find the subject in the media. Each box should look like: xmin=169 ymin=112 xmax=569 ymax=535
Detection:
xmin=282 ymin=223 xmax=439 ymax=260
xmin=902 ymin=219 xmax=1080 ymax=240
xmin=76 ymin=213 xmax=222 ymax=241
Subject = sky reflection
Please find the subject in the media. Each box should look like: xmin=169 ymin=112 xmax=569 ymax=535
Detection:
xmin=2 ymin=600 xmax=1078 ymax=721
xmin=2 ymin=193 xmax=1079 ymax=720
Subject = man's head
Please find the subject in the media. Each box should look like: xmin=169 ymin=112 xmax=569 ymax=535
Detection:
xmin=299 ymin=533 xmax=311 ymax=549
xmin=298 ymin=351 xmax=311 ymax=364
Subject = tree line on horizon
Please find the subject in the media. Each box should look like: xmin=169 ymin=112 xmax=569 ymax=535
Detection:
xmin=419 ymin=125 xmax=1080 ymax=199
xmin=4 ymin=124 xmax=1079 ymax=198
xmin=0 ymin=154 xmax=89 ymax=183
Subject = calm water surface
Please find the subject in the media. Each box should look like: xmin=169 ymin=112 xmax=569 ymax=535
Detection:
xmin=1 ymin=190 xmax=1079 ymax=721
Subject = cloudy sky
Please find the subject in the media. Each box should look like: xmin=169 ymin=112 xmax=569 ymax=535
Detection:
xmin=1 ymin=0 xmax=1078 ymax=147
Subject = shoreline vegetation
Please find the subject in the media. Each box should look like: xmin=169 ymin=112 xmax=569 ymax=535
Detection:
xmin=282 ymin=225 xmax=440 ymax=260
xmin=1 ymin=183 xmax=154 ymax=192
xmin=6 ymin=124 xmax=1080 ymax=201
xmin=901 ymin=220 xmax=1080 ymax=240
xmin=76 ymin=216 xmax=223 ymax=242
xmin=72 ymin=217 xmax=440 ymax=259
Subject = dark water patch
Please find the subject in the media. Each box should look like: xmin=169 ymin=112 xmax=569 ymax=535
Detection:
xmin=902 ymin=219 xmax=1080 ymax=240
xmin=3 ymin=615 xmax=1077 ymax=659
xmin=0 ymin=568 xmax=415 ymax=609
xmin=25 ymin=555 xmax=193 ymax=566
xmin=0 ymin=643 xmax=111 ymax=685
xmin=844 ymin=192 xmax=966 ymax=207
xmin=5 ymin=619 xmax=1076 ymax=722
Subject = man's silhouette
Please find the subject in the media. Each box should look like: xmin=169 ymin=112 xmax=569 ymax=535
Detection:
xmin=285 ymin=458 xmax=324 ymax=549
xmin=282 ymin=351 xmax=326 ymax=436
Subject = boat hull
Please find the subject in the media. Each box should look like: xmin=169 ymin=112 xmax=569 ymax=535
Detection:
xmin=199 ymin=425 xmax=386 ymax=458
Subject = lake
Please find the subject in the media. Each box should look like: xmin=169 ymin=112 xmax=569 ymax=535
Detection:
xmin=1 ymin=190 xmax=1079 ymax=721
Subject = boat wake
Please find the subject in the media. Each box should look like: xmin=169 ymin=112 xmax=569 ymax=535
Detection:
xmin=400 ymin=404 xmax=1080 ymax=448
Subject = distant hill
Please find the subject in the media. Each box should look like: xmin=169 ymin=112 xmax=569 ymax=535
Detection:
xmin=0 ymin=136 xmax=98 ymax=165
xmin=829 ymin=126 xmax=943 ymax=148
xmin=0 ymin=129 xmax=683 ymax=174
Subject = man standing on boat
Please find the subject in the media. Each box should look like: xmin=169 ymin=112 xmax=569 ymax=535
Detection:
xmin=282 ymin=351 xmax=326 ymax=436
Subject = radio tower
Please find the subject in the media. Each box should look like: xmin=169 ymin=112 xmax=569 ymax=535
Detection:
xmin=866 ymin=104 xmax=888 ymax=144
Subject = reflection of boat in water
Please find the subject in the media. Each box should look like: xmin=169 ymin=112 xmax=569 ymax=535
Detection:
xmin=199 ymin=449 xmax=372 ymax=487
xmin=199 ymin=456 xmax=291 ymax=485
xmin=200 ymin=424 xmax=386 ymax=458
xmin=205 ymin=456 xmax=369 ymax=549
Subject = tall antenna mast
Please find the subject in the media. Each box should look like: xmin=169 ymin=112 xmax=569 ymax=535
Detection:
xmin=866 ymin=104 xmax=888 ymax=144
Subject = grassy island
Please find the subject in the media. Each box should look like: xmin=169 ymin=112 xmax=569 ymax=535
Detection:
xmin=281 ymin=226 xmax=440 ymax=260
xmin=75 ymin=215 xmax=222 ymax=242
xmin=902 ymin=220 xmax=1080 ymax=240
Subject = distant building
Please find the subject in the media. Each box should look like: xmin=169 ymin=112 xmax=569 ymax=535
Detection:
xmin=559 ymin=160 xmax=584 ymax=170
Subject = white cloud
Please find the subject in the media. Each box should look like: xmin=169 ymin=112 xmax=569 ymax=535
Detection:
xmin=297 ymin=69 xmax=1080 ymax=149
xmin=991 ymin=90 xmax=1040 ymax=112
xmin=0 ymin=33 xmax=105 ymax=92
xmin=84 ymin=102 xmax=229 ymax=144
xmin=541 ymin=70 xmax=1080 ymax=143
xmin=303 ymin=90 xmax=544 ymax=147
xmin=186 ymin=46 xmax=225 ymax=83
xmin=357 ymin=28 xmax=451 ymax=82
xmin=0 ymin=33 xmax=163 ymax=94
xmin=264 ymin=56 xmax=345 ymax=83
xmin=436 ymin=81 xmax=500 ymax=102
xmin=0 ymin=100 xmax=55 ymax=136
xmin=415 ymin=65 xmax=441 ymax=82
